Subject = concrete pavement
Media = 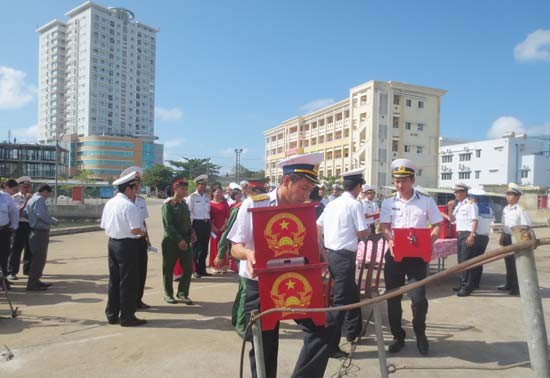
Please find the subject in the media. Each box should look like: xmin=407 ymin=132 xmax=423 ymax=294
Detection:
xmin=1 ymin=198 xmax=549 ymax=377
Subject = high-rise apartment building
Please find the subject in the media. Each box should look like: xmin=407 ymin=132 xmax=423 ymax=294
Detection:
xmin=37 ymin=1 xmax=162 ymax=179
xmin=264 ymin=81 xmax=446 ymax=188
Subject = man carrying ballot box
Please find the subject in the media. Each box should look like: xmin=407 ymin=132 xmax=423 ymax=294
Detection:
xmin=380 ymin=159 xmax=442 ymax=355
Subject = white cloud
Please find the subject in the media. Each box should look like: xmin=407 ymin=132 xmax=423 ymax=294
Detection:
xmin=164 ymin=138 xmax=185 ymax=148
xmin=299 ymin=98 xmax=335 ymax=113
xmin=0 ymin=66 xmax=36 ymax=109
xmin=514 ymin=29 xmax=550 ymax=62
xmin=155 ymin=106 xmax=183 ymax=122
xmin=487 ymin=116 xmax=550 ymax=138
xmin=12 ymin=124 xmax=38 ymax=142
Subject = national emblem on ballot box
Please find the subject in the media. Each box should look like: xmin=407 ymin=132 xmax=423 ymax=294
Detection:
xmin=249 ymin=203 xmax=326 ymax=331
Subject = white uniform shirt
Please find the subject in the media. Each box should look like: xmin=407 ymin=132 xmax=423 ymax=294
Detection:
xmin=186 ymin=191 xmax=210 ymax=221
xmin=502 ymin=203 xmax=531 ymax=234
xmin=317 ymin=191 xmax=369 ymax=252
xmin=12 ymin=192 xmax=30 ymax=222
xmin=476 ymin=209 xmax=494 ymax=236
xmin=227 ymin=189 xmax=278 ymax=280
xmin=380 ymin=190 xmax=443 ymax=229
xmin=134 ymin=196 xmax=149 ymax=231
xmin=0 ymin=191 xmax=18 ymax=229
xmin=100 ymin=193 xmax=142 ymax=239
xmin=453 ymin=199 xmax=479 ymax=232
xmin=362 ymin=199 xmax=379 ymax=226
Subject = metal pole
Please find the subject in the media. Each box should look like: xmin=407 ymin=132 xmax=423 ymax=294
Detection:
xmin=372 ymin=302 xmax=389 ymax=378
xmin=511 ymin=226 xmax=550 ymax=378
xmin=54 ymin=138 xmax=59 ymax=204
xmin=251 ymin=310 xmax=267 ymax=378
xmin=234 ymin=149 xmax=239 ymax=183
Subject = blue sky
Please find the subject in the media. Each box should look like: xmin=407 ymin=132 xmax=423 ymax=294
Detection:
xmin=1 ymin=0 xmax=549 ymax=173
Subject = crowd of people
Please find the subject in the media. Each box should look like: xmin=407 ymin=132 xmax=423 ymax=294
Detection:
xmin=1 ymin=152 xmax=533 ymax=378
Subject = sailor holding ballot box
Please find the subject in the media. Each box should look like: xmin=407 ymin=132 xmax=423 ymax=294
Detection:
xmin=380 ymin=159 xmax=442 ymax=356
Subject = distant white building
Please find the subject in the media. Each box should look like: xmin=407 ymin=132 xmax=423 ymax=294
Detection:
xmin=438 ymin=133 xmax=550 ymax=188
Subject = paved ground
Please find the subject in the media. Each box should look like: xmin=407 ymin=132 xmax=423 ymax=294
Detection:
xmin=1 ymin=198 xmax=549 ymax=378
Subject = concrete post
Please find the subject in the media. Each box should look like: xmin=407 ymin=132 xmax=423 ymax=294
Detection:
xmin=251 ymin=311 xmax=267 ymax=378
xmin=511 ymin=226 xmax=550 ymax=378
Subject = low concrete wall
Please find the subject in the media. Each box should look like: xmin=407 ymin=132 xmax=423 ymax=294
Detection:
xmin=50 ymin=225 xmax=102 ymax=236
xmin=47 ymin=204 xmax=104 ymax=219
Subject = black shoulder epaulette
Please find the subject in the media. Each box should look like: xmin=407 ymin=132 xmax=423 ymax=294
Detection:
xmin=251 ymin=194 xmax=269 ymax=202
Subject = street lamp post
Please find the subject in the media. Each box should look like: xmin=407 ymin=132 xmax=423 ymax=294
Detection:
xmin=54 ymin=131 xmax=65 ymax=204
xmin=235 ymin=148 xmax=243 ymax=182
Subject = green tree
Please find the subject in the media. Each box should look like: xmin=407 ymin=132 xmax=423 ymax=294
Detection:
xmin=230 ymin=164 xmax=266 ymax=181
xmin=142 ymin=164 xmax=174 ymax=193
xmin=168 ymin=157 xmax=221 ymax=180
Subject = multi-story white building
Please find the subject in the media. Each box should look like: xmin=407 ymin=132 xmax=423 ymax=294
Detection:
xmin=37 ymin=1 xmax=162 ymax=178
xmin=264 ymin=81 xmax=446 ymax=187
xmin=438 ymin=133 xmax=550 ymax=188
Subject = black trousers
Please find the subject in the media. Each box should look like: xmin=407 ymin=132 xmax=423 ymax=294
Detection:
xmin=384 ymin=252 xmax=428 ymax=339
xmin=245 ymin=279 xmax=329 ymax=378
xmin=326 ymin=249 xmax=362 ymax=352
xmin=0 ymin=227 xmax=11 ymax=276
xmin=472 ymin=234 xmax=489 ymax=288
xmin=106 ymin=238 xmax=139 ymax=323
xmin=501 ymin=234 xmax=518 ymax=290
xmin=136 ymin=238 xmax=148 ymax=304
xmin=7 ymin=222 xmax=32 ymax=276
xmin=457 ymin=231 xmax=483 ymax=291
xmin=192 ymin=219 xmax=210 ymax=275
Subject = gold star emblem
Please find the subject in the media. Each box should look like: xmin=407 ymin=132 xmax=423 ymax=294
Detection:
xmin=286 ymin=280 xmax=296 ymax=290
xmin=280 ymin=220 xmax=289 ymax=230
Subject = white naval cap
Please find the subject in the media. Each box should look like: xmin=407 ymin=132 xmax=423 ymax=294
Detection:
xmin=194 ymin=174 xmax=208 ymax=184
xmin=453 ymin=182 xmax=471 ymax=192
xmin=120 ymin=166 xmax=144 ymax=178
xmin=391 ymin=158 xmax=416 ymax=178
xmin=113 ymin=171 xmax=139 ymax=186
xmin=332 ymin=183 xmax=339 ymax=190
xmin=469 ymin=187 xmax=486 ymax=196
xmin=229 ymin=182 xmax=240 ymax=190
xmin=239 ymin=180 xmax=249 ymax=186
xmin=506 ymin=182 xmax=522 ymax=195
xmin=16 ymin=176 xmax=32 ymax=184
xmin=277 ymin=152 xmax=323 ymax=184
xmin=362 ymin=184 xmax=375 ymax=192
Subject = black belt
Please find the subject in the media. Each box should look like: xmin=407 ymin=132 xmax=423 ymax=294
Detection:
xmin=193 ymin=219 xmax=210 ymax=223
xmin=0 ymin=224 xmax=10 ymax=231
xmin=457 ymin=231 xmax=472 ymax=234
xmin=109 ymin=237 xmax=140 ymax=241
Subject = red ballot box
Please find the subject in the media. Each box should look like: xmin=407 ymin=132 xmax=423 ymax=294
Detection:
xmin=256 ymin=264 xmax=326 ymax=331
xmin=249 ymin=203 xmax=326 ymax=331
xmin=393 ymin=228 xmax=433 ymax=263
xmin=438 ymin=205 xmax=457 ymax=239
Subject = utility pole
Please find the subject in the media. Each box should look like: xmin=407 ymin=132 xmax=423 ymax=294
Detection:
xmin=234 ymin=148 xmax=243 ymax=182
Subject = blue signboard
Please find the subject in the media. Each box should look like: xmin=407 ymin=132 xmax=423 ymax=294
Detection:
xmin=99 ymin=187 xmax=115 ymax=198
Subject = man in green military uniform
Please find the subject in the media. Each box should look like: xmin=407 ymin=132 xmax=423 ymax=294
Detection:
xmin=162 ymin=179 xmax=195 ymax=304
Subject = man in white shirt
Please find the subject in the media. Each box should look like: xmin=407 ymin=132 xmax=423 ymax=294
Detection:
xmin=469 ymin=188 xmax=494 ymax=289
xmin=101 ymin=172 xmax=147 ymax=327
xmin=187 ymin=174 xmax=211 ymax=278
xmin=498 ymin=183 xmax=531 ymax=295
xmin=380 ymin=159 xmax=442 ymax=355
xmin=317 ymin=168 xmax=370 ymax=358
xmin=228 ymin=152 xmax=329 ymax=378
xmin=449 ymin=182 xmax=479 ymax=297
xmin=361 ymin=184 xmax=380 ymax=233
xmin=0 ymin=179 xmax=19 ymax=288
xmin=7 ymin=176 xmax=33 ymax=280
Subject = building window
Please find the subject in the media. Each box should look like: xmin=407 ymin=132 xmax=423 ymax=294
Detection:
xmin=404 ymin=145 xmax=411 ymax=152
xmin=418 ymin=101 xmax=424 ymax=109
xmin=459 ymin=171 xmax=471 ymax=179
xmin=417 ymin=146 xmax=423 ymax=154
xmin=405 ymin=122 xmax=411 ymax=130
xmin=406 ymin=99 xmax=412 ymax=107
xmin=520 ymin=169 xmax=529 ymax=178
xmin=475 ymin=170 xmax=480 ymax=179
xmin=476 ymin=149 xmax=481 ymax=158
xmin=442 ymin=155 xmax=453 ymax=163
xmin=392 ymin=140 xmax=399 ymax=152
xmin=393 ymin=95 xmax=400 ymax=105
xmin=459 ymin=153 xmax=472 ymax=161
xmin=417 ymin=123 xmax=424 ymax=131
xmin=392 ymin=117 xmax=399 ymax=128
xmin=441 ymin=172 xmax=452 ymax=180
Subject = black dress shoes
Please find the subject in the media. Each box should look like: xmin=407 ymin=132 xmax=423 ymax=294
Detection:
xmin=416 ymin=334 xmax=429 ymax=355
xmin=329 ymin=347 xmax=349 ymax=359
xmin=38 ymin=281 xmax=52 ymax=287
xmin=509 ymin=288 xmax=520 ymax=296
xmin=107 ymin=318 xmax=119 ymax=325
xmin=388 ymin=338 xmax=405 ymax=353
xmin=120 ymin=317 xmax=147 ymax=327
xmin=497 ymin=284 xmax=511 ymax=291
xmin=457 ymin=288 xmax=472 ymax=297
xmin=26 ymin=286 xmax=47 ymax=291
xmin=452 ymin=286 xmax=462 ymax=292
xmin=136 ymin=301 xmax=151 ymax=309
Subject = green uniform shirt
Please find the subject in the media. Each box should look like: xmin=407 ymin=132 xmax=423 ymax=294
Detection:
xmin=162 ymin=197 xmax=192 ymax=245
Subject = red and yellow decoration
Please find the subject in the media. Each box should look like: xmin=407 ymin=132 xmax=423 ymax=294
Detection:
xmin=264 ymin=213 xmax=306 ymax=258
